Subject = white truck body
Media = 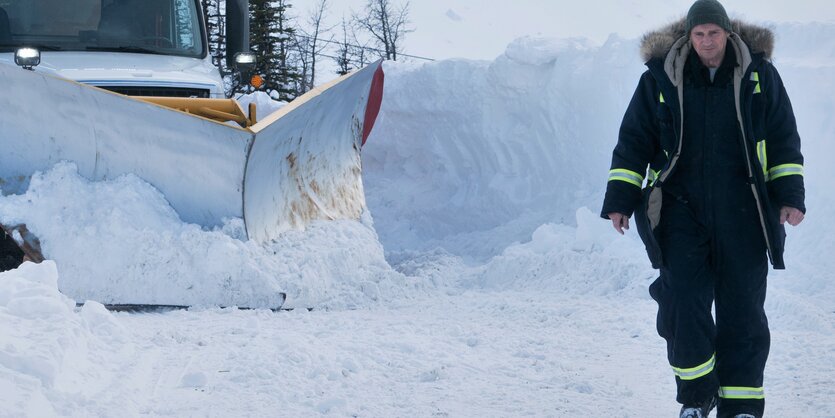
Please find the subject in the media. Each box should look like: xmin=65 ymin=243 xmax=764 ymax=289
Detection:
xmin=0 ymin=0 xmax=227 ymax=97
xmin=0 ymin=51 xmax=225 ymax=97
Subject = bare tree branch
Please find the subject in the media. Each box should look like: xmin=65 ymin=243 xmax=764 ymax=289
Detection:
xmin=353 ymin=0 xmax=413 ymax=61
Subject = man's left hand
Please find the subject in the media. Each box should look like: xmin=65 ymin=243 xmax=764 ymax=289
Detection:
xmin=780 ymin=206 xmax=805 ymax=226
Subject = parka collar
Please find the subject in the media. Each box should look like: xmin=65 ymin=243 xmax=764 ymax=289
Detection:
xmin=648 ymin=27 xmax=758 ymax=88
xmin=640 ymin=18 xmax=774 ymax=63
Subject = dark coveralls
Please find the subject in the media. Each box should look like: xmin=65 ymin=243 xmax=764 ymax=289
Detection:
xmin=654 ymin=47 xmax=769 ymax=416
xmin=602 ymin=33 xmax=805 ymax=417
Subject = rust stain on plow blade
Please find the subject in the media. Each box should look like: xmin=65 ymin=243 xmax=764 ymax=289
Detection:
xmin=243 ymin=60 xmax=385 ymax=243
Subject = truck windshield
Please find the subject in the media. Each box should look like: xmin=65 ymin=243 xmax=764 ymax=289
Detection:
xmin=0 ymin=0 xmax=204 ymax=58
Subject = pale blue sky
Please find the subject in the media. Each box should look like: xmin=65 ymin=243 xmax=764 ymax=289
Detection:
xmin=293 ymin=0 xmax=835 ymax=60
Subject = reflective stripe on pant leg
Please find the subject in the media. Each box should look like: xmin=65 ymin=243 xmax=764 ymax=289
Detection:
xmin=719 ymin=386 xmax=765 ymax=400
xmin=672 ymin=354 xmax=716 ymax=381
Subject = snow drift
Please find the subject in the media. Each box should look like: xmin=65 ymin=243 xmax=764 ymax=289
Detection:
xmin=363 ymin=35 xmax=642 ymax=261
xmin=0 ymin=163 xmax=405 ymax=310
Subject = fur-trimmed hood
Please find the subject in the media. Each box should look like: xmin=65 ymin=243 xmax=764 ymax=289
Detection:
xmin=640 ymin=18 xmax=774 ymax=62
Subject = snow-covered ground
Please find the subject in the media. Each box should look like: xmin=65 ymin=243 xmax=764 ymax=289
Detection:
xmin=3 ymin=21 xmax=835 ymax=418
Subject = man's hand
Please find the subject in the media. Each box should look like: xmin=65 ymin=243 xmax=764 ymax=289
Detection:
xmin=780 ymin=206 xmax=804 ymax=226
xmin=608 ymin=212 xmax=630 ymax=235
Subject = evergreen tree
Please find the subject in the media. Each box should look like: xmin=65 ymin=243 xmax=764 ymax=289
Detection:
xmin=249 ymin=0 xmax=301 ymax=100
xmin=200 ymin=0 xmax=222 ymax=69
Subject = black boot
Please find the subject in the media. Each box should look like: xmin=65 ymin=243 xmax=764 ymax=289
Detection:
xmin=679 ymin=396 xmax=717 ymax=418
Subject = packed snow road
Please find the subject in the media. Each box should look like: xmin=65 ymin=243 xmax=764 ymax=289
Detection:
xmin=3 ymin=259 xmax=832 ymax=416
xmin=114 ymin=291 xmax=665 ymax=417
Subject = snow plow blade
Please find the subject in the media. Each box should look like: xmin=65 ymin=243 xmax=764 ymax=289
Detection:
xmin=0 ymin=60 xmax=384 ymax=243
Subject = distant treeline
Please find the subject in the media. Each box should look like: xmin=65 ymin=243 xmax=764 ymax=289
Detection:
xmin=201 ymin=0 xmax=420 ymax=100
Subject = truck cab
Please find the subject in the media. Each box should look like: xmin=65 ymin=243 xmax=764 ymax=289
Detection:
xmin=0 ymin=0 xmax=247 ymax=98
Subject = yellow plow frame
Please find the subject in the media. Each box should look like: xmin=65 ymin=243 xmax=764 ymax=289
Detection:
xmin=138 ymin=97 xmax=258 ymax=128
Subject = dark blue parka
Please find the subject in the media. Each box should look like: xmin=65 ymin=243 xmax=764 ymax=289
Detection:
xmin=601 ymin=19 xmax=805 ymax=270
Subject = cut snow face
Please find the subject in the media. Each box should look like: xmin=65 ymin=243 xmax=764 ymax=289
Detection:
xmin=362 ymin=35 xmax=643 ymax=261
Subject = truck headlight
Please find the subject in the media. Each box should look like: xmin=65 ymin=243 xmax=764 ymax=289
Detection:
xmin=234 ymin=52 xmax=256 ymax=70
xmin=14 ymin=47 xmax=41 ymax=70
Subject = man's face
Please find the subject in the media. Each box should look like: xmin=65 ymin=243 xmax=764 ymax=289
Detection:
xmin=690 ymin=23 xmax=729 ymax=66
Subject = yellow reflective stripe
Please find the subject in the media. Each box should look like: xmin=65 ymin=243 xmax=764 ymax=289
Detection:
xmin=719 ymin=386 xmax=765 ymax=400
xmin=647 ymin=169 xmax=660 ymax=186
xmin=751 ymin=71 xmax=761 ymax=94
xmin=756 ymin=140 xmax=767 ymax=177
xmin=671 ymin=354 xmax=715 ymax=381
xmin=608 ymin=169 xmax=644 ymax=188
xmin=659 ymin=92 xmax=665 ymax=103
xmin=768 ymin=164 xmax=804 ymax=181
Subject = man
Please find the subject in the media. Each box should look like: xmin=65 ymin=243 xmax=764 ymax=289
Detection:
xmin=600 ymin=1 xmax=805 ymax=417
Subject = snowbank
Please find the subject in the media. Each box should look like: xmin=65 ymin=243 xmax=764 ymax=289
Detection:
xmin=0 ymin=163 xmax=406 ymax=309
xmin=0 ymin=262 xmax=133 ymax=416
xmin=363 ymin=34 xmax=646 ymax=261
xmin=234 ymin=91 xmax=286 ymax=119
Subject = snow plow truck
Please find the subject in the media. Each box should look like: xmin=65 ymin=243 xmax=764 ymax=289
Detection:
xmin=0 ymin=0 xmax=385 ymax=307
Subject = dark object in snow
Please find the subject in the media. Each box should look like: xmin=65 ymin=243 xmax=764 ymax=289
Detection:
xmin=1 ymin=224 xmax=27 ymax=272
xmin=0 ymin=223 xmax=45 ymax=272
xmin=76 ymin=293 xmax=289 ymax=313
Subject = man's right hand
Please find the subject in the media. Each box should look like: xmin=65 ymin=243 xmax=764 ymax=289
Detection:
xmin=608 ymin=212 xmax=630 ymax=235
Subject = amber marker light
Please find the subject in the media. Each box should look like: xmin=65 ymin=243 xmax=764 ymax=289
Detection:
xmin=250 ymin=74 xmax=264 ymax=89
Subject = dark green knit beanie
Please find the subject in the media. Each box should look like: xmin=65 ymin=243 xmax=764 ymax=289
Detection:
xmin=686 ymin=0 xmax=732 ymax=33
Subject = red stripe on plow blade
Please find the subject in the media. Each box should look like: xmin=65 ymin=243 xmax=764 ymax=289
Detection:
xmin=362 ymin=64 xmax=385 ymax=146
